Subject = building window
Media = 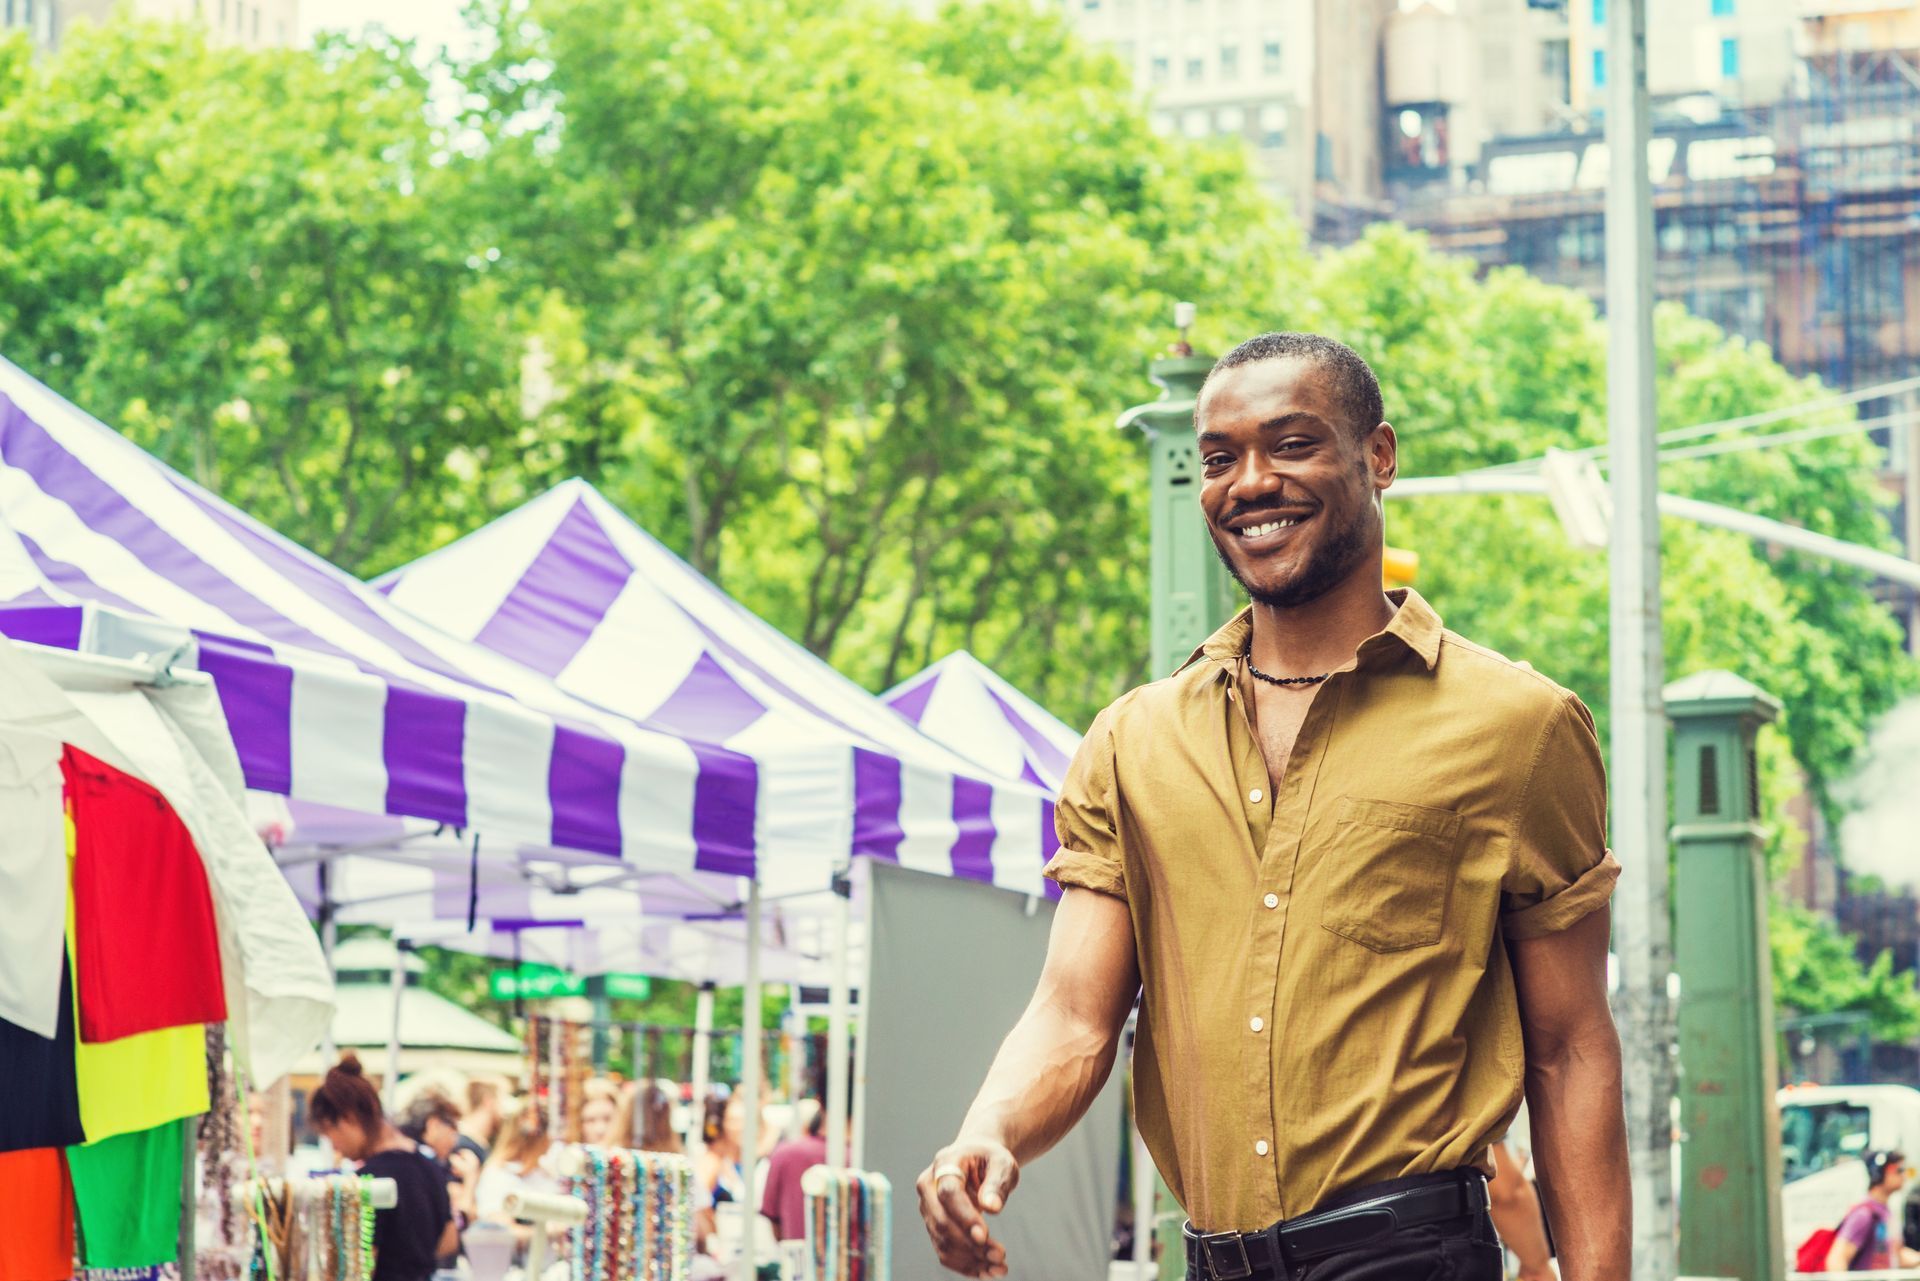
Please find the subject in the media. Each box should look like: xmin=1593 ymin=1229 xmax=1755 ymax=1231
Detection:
xmin=1258 ymin=103 xmax=1288 ymax=147
xmin=1182 ymin=109 xmax=1210 ymax=138
xmin=1591 ymin=0 xmax=1604 ymax=25
xmin=1187 ymin=54 xmax=1205 ymax=81
xmin=1711 ymin=0 xmax=1734 ymax=13
xmin=1262 ymin=32 xmax=1282 ymax=76
xmin=1217 ymin=105 xmax=1246 ymax=134
xmin=1220 ymin=42 xmax=1239 ymax=79
xmin=1592 ymin=48 xmax=1606 ymax=89
xmin=1720 ymin=38 xmax=1739 ymax=78
xmin=1151 ymin=55 xmax=1169 ymax=83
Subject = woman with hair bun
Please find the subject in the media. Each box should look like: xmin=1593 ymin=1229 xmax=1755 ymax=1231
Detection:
xmin=308 ymin=1054 xmax=459 ymax=1281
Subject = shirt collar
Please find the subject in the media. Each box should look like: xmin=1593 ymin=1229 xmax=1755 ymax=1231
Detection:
xmin=1182 ymin=587 xmax=1444 ymax=677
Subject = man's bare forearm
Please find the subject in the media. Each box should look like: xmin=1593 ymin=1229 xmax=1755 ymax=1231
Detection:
xmin=1527 ymin=1026 xmax=1630 ymax=1281
xmin=955 ymin=988 xmax=1126 ymax=1165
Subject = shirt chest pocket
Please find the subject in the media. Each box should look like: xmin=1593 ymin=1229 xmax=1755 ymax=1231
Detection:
xmin=1319 ymin=796 xmax=1464 ymax=953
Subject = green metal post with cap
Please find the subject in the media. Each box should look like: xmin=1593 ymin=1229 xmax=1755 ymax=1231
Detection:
xmin=1118 ymin=304 xmax=1237 ymax=681
xmin=1668 ymin=670 xmax=1787 ymax=1281
xmin=1118 ymin=307 xmax=1234 ymax=1279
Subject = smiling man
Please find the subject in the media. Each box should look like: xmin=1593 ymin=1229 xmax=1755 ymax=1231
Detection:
xmin=917 ymin=333 xmax=1630 ymax=1281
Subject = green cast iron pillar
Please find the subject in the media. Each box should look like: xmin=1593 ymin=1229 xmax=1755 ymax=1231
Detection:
xmin=1119 ymin=329 xmax=1235 ymax=1280
xmin=1668 ymin=670 xmax=1786 ymax=1281
xmin=1119 ymin=346 xmax=1237 ymax=680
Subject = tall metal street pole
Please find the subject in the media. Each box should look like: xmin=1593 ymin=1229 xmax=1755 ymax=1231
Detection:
xmin=1605 ymin=0 xmax=1675 ymax=1277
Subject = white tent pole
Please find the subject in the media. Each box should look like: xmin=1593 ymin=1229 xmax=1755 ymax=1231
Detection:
xmin=690 ymin=983 xmax=716 ymax=1156
xmin=319 ymin=863 xmax=338 ymax=1064
xmin=826 ymin=869 xmax=852 ymax=1170
xmin=735 ymin=879 xmax=764 ymax=1281
xmin=851 ymin=863 xmax=873 ymax=1170
xmin=385 ymin=938 xmax=407 ymax=1112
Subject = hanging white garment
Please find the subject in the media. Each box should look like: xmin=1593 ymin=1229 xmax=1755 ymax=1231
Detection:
xmin=68 ymin=683 xmax=333 ymax=1085
xmin=0 ymin=723 xmax=64 ymax=1037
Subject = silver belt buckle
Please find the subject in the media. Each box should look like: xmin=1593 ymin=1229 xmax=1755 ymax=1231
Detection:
xmin=1202 ymin=1231 xmax=1253 ymax=1280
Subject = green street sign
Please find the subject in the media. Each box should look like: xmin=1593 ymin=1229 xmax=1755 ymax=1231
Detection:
xmin=603 ymin=973 xmax=652 ymax=1001
xmin=488 ymin=966 xmax=585 ymax=1000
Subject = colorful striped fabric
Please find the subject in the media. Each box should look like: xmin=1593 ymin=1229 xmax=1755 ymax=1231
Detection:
xmin=884 ymin=652 xmax=1082 ymax=795
xmin=0 ymin=359 xmax=1054 ymax=898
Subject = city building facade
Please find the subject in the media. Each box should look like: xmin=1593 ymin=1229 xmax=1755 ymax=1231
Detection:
xmin=4 ymin=0 xmax=298 ymax=50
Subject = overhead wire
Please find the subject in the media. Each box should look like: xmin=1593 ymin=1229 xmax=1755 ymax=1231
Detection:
xmin=1475 ymin=371 xmax=1920 ymax=474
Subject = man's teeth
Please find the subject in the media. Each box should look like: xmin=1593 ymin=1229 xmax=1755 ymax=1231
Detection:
xmin=1237 ymin=518 xmax=1304 ymax=538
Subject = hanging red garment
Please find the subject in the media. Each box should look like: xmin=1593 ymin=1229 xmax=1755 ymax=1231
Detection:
xmin=60 ymin=745 xmax=225 ymax=1044
xmin=0 ymin=1148 xmax=75 ymax=1281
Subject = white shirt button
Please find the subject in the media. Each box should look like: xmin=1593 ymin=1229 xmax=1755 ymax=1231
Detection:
xmin=1255 ymin=1140 xmax=1270 ymax=1157
xmin=1250 ymin=1017 xmax=1265 ymax=1033
xmin=1263 ymin=893 xmax=1279 ymax=909
xmin=1248 ymin=788 xmax=1264 ymax=804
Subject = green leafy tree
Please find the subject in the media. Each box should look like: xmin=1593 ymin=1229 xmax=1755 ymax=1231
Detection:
xmin=0 ymin=21 xmax=529 ymax=572
xmin=456 ymin=0 xmax=1302 ymax=704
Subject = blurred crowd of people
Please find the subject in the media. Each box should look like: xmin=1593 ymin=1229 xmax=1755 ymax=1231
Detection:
xmin=297 ymin=1054 xmax=835 ymax=1281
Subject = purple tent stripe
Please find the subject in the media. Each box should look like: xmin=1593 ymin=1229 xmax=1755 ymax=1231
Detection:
xmin=0 ymin=602 xmax=83 ymax=650
xmin=15 ymin=530 xmax=148 ymax=616
xmin=984 ymin=686 xmax=1074 ymax=784
xmin=473 ymin=496 xmax=634 ymax=679
xmin=0 ymin=398 xmax=372 ymax=672
xmin=1018 ymin=760 xmax=1047 ymax=788
xmin=168 ymin=475 xmax=505 ymax=693
xmin=193 ymin=631 xmax=294 ymax=794
xmin=548 ymin=723 xmax=625 ymax=858
xmin=886 ymin=673 xmax=938 ymax=726
xmin=950 ymin=777 xmax=997 ymax=883
xmin=648 ymin=652 xmax=767 ymax=744
xmin=689 ymin=744 xmax=757 ymax=877
xmin=382 ymin=682 xmax=468 ymax=826
xmin=674 ymin=605 xmax=867 ymax=741
xmin=852 ymin=748 xmax=904 ymax=861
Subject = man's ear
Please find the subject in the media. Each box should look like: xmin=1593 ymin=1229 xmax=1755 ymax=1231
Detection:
xmin=1370 ymin=422 xmax=1399 ymax=490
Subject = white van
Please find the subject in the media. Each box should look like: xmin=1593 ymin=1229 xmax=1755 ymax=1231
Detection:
xmin=1780 ymin=1083 xmax=1920 ymax=1269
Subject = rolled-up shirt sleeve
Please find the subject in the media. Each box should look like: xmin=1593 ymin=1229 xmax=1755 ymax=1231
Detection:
xmin=1501 ymin=691 xmax=1620 ymax=940
xmin=1045 ymin=705 xmax=1127 ymax=902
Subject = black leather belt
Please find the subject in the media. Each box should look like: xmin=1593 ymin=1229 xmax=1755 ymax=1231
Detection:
xmin=1182 ymin=1170 xmax=1490 ymax=1280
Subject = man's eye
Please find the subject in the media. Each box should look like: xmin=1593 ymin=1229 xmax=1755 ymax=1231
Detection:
xmin=1202 ymin=454 xmax=1230 ymax=469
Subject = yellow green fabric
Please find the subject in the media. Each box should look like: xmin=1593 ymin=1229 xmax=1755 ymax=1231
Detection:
xmin=64 ymin=808 xmax=208 ymax=1142
xmin=67 ymin=1120 xmax=184 ymax=1267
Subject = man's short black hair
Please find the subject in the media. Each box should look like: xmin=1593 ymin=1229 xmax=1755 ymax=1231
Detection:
xmin=1204 ymin=332 xmax=1384 ymax=438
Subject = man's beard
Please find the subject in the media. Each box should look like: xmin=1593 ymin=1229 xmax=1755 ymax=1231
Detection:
xmin=1212 ymin=500 xmax=1376 ymax=610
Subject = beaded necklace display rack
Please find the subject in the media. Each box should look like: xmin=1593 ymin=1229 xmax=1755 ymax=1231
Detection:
xmin=803 ymin=1168 xmax=893 ymax=1281
xmin=561 ymin=1143 xmax=697 ymax=1281
xmin=245 ymin=1175 xmax=376 ymax=1281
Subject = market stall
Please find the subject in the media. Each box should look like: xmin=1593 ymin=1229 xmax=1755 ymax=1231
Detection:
xmin=0 ymin=630 xmax=335 ymax=1279
xmin=883 ymin=650 xmax=1081 ymax=793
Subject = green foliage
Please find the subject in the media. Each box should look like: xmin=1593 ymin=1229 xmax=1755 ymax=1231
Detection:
xmin=453 ymin=0 xmax=1302 ymax=704
xmin=1772 ymin=903 xmax=1920 ymax=1044
xmin=0 ymin=21 xmax=530 ymax=571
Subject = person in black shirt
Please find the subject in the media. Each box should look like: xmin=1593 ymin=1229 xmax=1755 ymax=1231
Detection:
xmin=309 ymin=1055 xmax=455 ymax=1281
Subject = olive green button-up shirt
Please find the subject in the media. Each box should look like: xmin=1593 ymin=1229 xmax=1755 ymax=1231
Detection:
xmin=1045 ymin=588 xmax=1618 ymax=1233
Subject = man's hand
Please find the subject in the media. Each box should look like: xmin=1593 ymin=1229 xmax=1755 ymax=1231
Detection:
xmin=917 ymin=1139 xmax=1020 ymax=1278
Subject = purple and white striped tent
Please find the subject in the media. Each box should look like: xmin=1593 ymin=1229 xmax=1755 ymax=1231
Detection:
xmin=885 ymin=651 xmax=1082 ymax=796
xmin=0 ymin=359 xmax=1054 ymax=908
xmin=373 ymin=480 xmax=1060 ymax=897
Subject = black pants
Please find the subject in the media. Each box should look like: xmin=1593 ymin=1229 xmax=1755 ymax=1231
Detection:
xmin=1187 ymin=1174 xmax=1505 ymax=1281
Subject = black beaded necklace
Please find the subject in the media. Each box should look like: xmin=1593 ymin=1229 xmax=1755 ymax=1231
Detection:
xmin=1243 ymin=642 xmax=1331 ymax=687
